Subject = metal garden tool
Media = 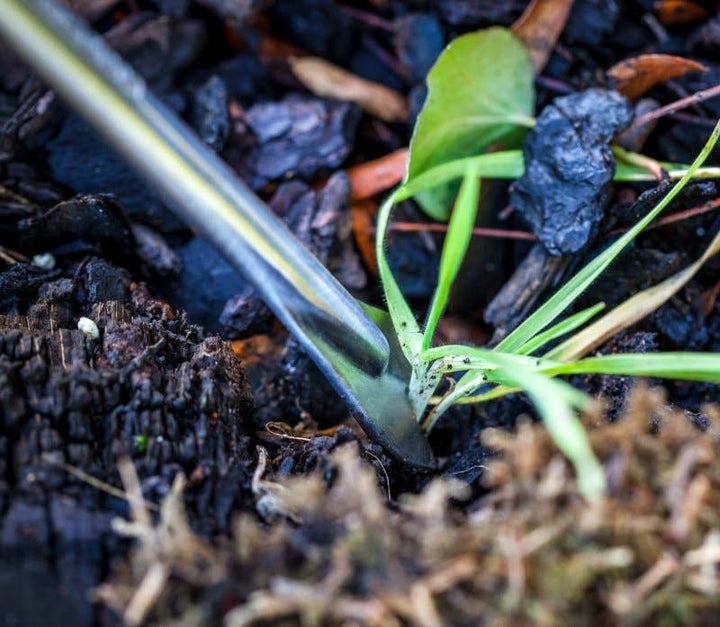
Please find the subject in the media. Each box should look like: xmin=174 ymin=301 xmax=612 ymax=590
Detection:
xmin=0 ymin=0 xmax=433 ymax=466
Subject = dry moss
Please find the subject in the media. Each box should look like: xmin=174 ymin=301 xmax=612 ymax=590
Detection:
xmin=99 ymin=387 xmax=720 ymax=626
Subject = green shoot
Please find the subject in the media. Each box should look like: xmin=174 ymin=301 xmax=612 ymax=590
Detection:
xmin=547 ymin=228 xmax=720 ymax=361
xmin=422 ymin=165 xmax=481 ymax=351
xmin=374 ymin=25 xmax=720 ymax=499
xmin=515 ymin=303 xmax=606 ymax=356
xmin=377 ymin=108 xmax=720 ymax=500
xmin=542 ymin=353 xmax=720 ymax=383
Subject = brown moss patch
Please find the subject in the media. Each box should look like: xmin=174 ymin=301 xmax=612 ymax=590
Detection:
xmin=100 ymin=387 xmax=720 ymax=626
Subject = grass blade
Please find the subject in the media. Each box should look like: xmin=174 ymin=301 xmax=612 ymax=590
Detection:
xmin=422 ymin=166 xmax=481 ymax=350
xmin=376 ymin=193 xmax=422 ymax=362
xmin=547 ymin=228 xmax=720 ymax=361
xmin=396 ymin=150 xmax=524 ymax=202
xmin=494 ymin=118 xmax=720 ymax=354
xmin=515 ymin=303 xmax=606 ymax=356
xmin=421 ymin=368 xmax=488 ymax=431
xmin=489 ymin=365 xmax=605 ymax=501
xmin=542 ymin=353 xmax=720 ymax=383
xmin=395 ymin=149 xmax=720 ymax=206
xmin=425 ymin=349 xmax=604 ymax=499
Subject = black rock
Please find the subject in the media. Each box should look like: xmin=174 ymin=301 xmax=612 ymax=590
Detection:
xmin=220 ymin=287 xmax=273 ymax=338
xmin=510 ymin=88 xmax=633 ymax=256
xmin=582 ymin=331 xmax=658 ymax=420
xmin=229 ymin=94 xmax=360 ymax=189
xmin=433 ymin=0 xmax=521 ymax=26
xmin=580 ymin=246 xmax=681 ymax=309
xmin=349 ymin=47 xmax=405 ymax=91
xmin=610 ymin=180 xmax=717 ymax=230
xmin=170 ymin=237 xmax=248 ymax=333
xmin=564 ymin=0 xmax=619 ymax=46
xmin=674 ymin=62 xmax=720 ymax=118
xmin=131 ymin=223 xmax=182 ymax=279
xmin=105 ymin=15 xmax=205 ymax=93
xmin=75 ymin=258 xmax=131 ymax=305
xmin=690 ymin=16 xmax=720 ymax=59
xmin=393 ymin=14 xmax=444 ymax=84
xmin=17 ymin=194 xmax=135 ymax=259
xmin=190 ymin=75 xmax=230 ymax=153
xmin=215 ymin=53 xmax=274 ymax=105
xmin=269 ymin=0 xmax=354 ymax=62
xmin=45 ymin=115 xmax=182 ymax=231
xmin=651 ymin=285 xmax=709 ymax=350
xmin=0 ymin=264 xmax=60 ymax=312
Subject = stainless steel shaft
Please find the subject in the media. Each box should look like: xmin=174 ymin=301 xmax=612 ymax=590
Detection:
xmin=0 ymin=0 xmax=433 ymax=465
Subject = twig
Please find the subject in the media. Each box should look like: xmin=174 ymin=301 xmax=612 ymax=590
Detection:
xmin=44 ymin=456 xmax=160 ymax=512
xmin=668 ymin=112 xmax=718 ymax=128
xmin=381 ymin=222 xmax=538 ymax=241
xmin=536 ymin=75 xmax=575 ymax=94
xmin=608 ymin=197 xmax=720 ymax=236
xmin=339 ymin=4 xmax=394 ymax=31
xmin=628 ymin=83 xmax=720 ymax=131
xmin=379 ymin=196 xmax=720 ymax=244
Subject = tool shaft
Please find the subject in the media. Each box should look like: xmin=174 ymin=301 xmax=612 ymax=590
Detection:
xmin=0 ymin=0 xmax=434 ymax=467
xmin=0 ymin=0 xmax=390 ymax=376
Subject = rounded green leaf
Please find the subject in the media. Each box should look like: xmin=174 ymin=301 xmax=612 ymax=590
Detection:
xmin=407 ymin=27 xmax=535 ymax=220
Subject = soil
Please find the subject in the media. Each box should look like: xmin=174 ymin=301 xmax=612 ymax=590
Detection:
xmin=1 ymin=1 xmax=720 ymax=626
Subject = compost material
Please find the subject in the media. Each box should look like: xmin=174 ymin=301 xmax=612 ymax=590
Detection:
xmin=2 ymin=0 xmax=720 ymax=625
xmin=0 ymin=258 xmax=253 ymax=625
xmin=99 ymin=388 xmax=720 ymax=626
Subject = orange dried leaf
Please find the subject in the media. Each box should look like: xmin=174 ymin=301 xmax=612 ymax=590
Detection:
xmin=289 ymin=56 xmax=409 ymax=123
xmin=655 ymin=0 xmax=709 ymax=25
xmin=350 ymin=199 xmax=379 ymax=275
xmin=511 ymin=0 xmax=574 ymax=75
xmin=608 ymin=54 xmax=708 ymax=99
xmin=230 ymin=334 xmax=280 ymax=366
xmin=347 ymin=148 xmax=408 ymax=202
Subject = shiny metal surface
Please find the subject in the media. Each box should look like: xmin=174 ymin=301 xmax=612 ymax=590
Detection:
xmin=0 ymin=0 xmax=432 ymax=465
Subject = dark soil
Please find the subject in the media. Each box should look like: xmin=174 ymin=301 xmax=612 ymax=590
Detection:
xmin=1 ymin=1 xmax=720 ymax=625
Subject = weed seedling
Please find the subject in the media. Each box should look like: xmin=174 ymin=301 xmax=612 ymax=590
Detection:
xmin=378 ymin=28 xmax=720 ymax=499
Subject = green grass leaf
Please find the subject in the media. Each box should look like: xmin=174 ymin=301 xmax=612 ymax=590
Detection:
xmin=422 ymin=165 xmax=481 ymax=351
xmin=420 ymin=346 xmax=605 ymax=500
xmin=375 ymin=193 xmax=422 ymax=363
xmin=395 ymin=149 xmax=720 ymax=205
xmin=547 ymin=229 xmax=720 ymax=361
xmin=406 ymin=28 xmax=535 ymax=220
xmin=396 ymin=150 xmax=524 ymax=201
xmin=487 ymin=364 xmax=606 ymax=501
xmin=515 ymin=303 xmax=606 ymax=356
xmin=494 ymin=118 xmax=720 ymax=354
xmin=542 ymin=353 xmax=720 ymax=383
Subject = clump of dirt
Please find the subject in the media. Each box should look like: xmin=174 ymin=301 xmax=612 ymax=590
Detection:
xmin=99 ymin=387 xmax=720 ymax=626
xmin=0 ymin=258 xmax=254 ymax=624
xmin=510 ymin=88 xmax=634 ymax=255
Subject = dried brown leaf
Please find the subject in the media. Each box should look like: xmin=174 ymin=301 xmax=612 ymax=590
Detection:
xmin=289 ymin=56 xmax=409 ymax=122
xmin=511 ymin=0 xmax=575 ymax=75
xmin=655 ymin=0 xmax=710 ymax=25
xmin=350 ymin=199 xmax=379 ymax=274
xmin=608 ymin=54 xmax=708 ymax=99
xmin=347 ymin=148 xmax=408 ymax=202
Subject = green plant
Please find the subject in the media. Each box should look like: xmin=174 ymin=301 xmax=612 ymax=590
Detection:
xmin=377 ymin=28 xmax=720 ymax=500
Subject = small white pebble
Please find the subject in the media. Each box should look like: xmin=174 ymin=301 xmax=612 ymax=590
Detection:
xmin=77 ymin=317 xmax=100 ymax=340
xmin=32 ymin=252 xmax=56 ymax=269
